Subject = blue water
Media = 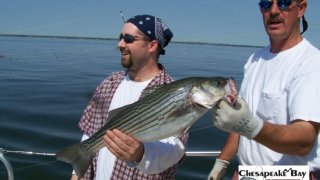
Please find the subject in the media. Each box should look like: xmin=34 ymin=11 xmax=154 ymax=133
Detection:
xmin=0 ymin=36 xmax=259 ymax=179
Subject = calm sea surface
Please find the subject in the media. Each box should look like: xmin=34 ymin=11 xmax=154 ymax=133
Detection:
xmin=0 ymin=36 xmax=259 ymax=180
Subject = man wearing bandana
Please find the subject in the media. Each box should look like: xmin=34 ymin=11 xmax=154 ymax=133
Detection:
xmin=71 ymin=15 xmax=188 ymax=180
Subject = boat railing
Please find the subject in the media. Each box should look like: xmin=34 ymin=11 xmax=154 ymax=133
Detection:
xmin=0 ymin=148 xmax=221 ymax=180
xmin=0 ymin=148 xmax=14 ymax=180
xmin=185 ymin=151 xmax=221 ymax=157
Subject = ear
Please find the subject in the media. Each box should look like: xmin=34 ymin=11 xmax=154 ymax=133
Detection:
xmin=148 ymin=40 xmax=159 ymax=54
xmin=298 ymin=0 xmax=307 ymax=18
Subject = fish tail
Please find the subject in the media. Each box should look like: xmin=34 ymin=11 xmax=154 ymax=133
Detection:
xmin=56 ymin=142 xmax=95 ymax=178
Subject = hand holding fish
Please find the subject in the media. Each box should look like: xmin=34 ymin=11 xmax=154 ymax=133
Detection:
xmin=104 ymin=129 xmax=144 ymax=163
xmin=213 ymin=97 xmax=263 ymax=139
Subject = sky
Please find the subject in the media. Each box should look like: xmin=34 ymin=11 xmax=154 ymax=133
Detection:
xmin=1 ymin=0 xmax=319 ymax=47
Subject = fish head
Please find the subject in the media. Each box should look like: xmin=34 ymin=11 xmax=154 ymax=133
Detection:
xmin=190 ymin=77 xmax=237 ymax=109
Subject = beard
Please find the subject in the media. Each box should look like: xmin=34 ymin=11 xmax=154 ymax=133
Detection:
xmin=121 ymin=56 xmax=133 ymax=69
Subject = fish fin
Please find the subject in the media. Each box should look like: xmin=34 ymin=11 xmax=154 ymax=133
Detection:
xmin=167 ymin=103 xmax=193 ymax=118
xmin=56 ymin=141 xmax=95 ymax=178
xmin=140 ymin=84 xmax=164 ymax=99
xmin=174 ymin=126 xmax=191 ymax=139
xmin=168 ymin=103 xmax=207 ymax=119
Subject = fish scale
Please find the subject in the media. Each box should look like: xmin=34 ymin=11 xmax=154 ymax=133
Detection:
xmin=98 ymin=86 xmax=189 ymax=136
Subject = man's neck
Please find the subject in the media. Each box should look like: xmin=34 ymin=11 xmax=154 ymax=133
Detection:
xmin=270 ymin=33 xmax=303 ymax=53
xmin=128 ymin=65 xmax=160 ymax=82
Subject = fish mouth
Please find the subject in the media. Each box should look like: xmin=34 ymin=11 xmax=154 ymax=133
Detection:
xmin=194 ymin=101 xmax=210 ymax=109
xmin=223 ymin=77 xmax=238 ymax=105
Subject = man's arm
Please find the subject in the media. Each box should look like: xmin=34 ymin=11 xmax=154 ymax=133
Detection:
xmin=213 ymin=98 xmax=320 ymax=156
xmin=255 ymin=120 xmax=320 ymax=156
xmin=219 ymin=133 xmax=239 ymax=160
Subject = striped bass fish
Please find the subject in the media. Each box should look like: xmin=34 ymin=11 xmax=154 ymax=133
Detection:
xmin=56 ymin=76 xmax=237 ymax=178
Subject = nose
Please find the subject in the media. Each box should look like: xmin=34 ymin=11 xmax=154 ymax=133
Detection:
xmin=117 ymin=39 xmax=125 ymax=50
xmin=269 ymin=0 xmax=281 ymax=13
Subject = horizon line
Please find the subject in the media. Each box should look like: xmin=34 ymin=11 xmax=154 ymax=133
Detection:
xmin=0 ymin=33 xmax=263 ymax=48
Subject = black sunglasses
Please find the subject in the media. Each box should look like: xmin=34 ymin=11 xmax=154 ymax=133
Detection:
xmin=259 ymin=0 xmax=298 ymax=10
xmin=119 ymin=34 xmax=149 ymax=43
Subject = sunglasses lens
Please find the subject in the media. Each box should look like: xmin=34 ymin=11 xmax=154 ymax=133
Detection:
xmin=259 ymin=0 xmax=292 ymax=10
xmin=124 ymin=34 xmax=135 ymax=43
xmin=259 ymin=0 xmax=272 ymax=10
xmin=119 ymin=34 xmax=136 ymax=43
xmin=278 ymin=0 xmax=292 ymax=9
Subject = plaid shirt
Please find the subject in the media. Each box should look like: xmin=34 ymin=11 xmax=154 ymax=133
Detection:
xmin=79 ymin=64 xmax=189 ymax=180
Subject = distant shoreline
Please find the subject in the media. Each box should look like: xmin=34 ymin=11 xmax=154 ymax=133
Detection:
xmin=0 ymin=33 xmax=263 ymax=48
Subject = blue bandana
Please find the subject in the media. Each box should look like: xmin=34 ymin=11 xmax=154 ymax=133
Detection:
xmin=126 ymin=15 xmax=173 ymax=55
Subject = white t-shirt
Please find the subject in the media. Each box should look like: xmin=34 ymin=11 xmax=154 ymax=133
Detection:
xmin=96 ymin=74 xmax=151 ymax=179
xmin=238 ymin=39 xmax=320 ymax=170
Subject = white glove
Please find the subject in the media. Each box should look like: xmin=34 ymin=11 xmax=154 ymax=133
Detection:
xmin=213 ymin=97 xmax=263 ymax=139
xmin=207 ymin=158 xmax=230 ymax=180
